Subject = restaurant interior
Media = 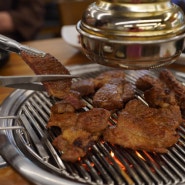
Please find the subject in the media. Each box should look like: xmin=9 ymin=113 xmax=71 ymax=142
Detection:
xmin=37 ymin=0 xmax=94 ymax=40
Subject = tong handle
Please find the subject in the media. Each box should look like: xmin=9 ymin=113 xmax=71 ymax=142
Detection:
xmin=0 ymin=34 xmax=46 ymax=57
xmin=0 ymin=34 xmax=20 ymax=53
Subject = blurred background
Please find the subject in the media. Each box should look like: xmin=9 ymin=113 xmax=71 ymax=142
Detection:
xmin=0 ymin=0 xmax=184 ymax=42
xmin=36 ymin=0 xmax=94 ymax=40
xmin=37 ymin=0 xmax=185 ymax=40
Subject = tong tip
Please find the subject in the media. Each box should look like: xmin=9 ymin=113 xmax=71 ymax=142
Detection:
xmin=20 ymin=45 xmax=46 ymax=57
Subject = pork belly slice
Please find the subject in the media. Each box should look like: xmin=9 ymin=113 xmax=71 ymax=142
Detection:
xmin=48 ymin=108 xmax=111 ymax=162
xmin=103 ymin=99 xmax=182 ymax=153
xmin=20 ymin=51 xmax=71 ymax=99
xmin=93 ymin=78 xmax=135 ymax=111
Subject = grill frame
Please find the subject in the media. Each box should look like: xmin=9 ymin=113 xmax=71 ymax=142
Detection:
xmin=0 ymin=64 xmax=185 ymax=185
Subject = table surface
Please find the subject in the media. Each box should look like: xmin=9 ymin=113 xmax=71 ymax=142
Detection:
xmin=0 ymin=37 xmax=185 ymax=185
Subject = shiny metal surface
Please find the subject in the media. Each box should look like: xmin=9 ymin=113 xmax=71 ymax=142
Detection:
xmin=0 ymin=156 xmax=7 ymax=167
xmin=175 ymin=53 xmax=185 ymax=65
xmin=77 ymin=0 xmax=185 ymax=69
xmin=0 ymin=34 xmax=46 ymax=57
xmin=0 ymin=74 xmax=77 ymax=91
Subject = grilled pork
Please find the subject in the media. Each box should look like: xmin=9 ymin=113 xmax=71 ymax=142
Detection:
xmin=71 ymin=70 xmax=126 ymax=97
xmin=136 ymin=72 xmax=177 ymax=108
xmin=48 ymin=108 xmax=111 ymax=162
xmin=20 ymin=51 xmax=71 ymax=99
xmin=93 ymin=78 xmax=135 ymax=110
xmin=136 ymin=69 xmax=185 ymax=117
xmin=45 ymin=68 xmax=184 ymax=162
xmin=93 ymin=70 xmax=126 ymax=89
xmin=104 ymin=99 xmax=182 ymax=153
xmin=50 ymin=91 xmax=86 ymax=114
xmin=48 ymin=112 xmax=79 ymax=130
xmin=71 ymin=78 xmax=95 ymax=96
xmin=71 ymin=70 xmax=135 ymax=111
xmin=52 ymin=129 xmax=97 ymax=162
xmin=135 ymin=74 xmax=162 ymax=91
xmin=144 ymin=86 xmax=177 ymax=108
xmin=159 ymin=69 xmax=185 ymax=116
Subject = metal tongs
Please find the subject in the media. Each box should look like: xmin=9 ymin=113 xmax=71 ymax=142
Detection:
xmin=0 ymin=74 xmax=77 ymax=91
xmin=0 ymin=34 xmax=46 ymax=56
xmin=0 ymin=34 xmax=78 ymax=91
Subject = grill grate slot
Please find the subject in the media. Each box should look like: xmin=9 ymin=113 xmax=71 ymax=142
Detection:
xmin=6 ymin=66 xmax=185 ymax=185
xmin=91 ymin=144 xmax=127 ymax=185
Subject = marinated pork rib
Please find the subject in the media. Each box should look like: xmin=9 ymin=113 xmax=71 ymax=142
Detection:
xmin=48 ymin=108 xmax=111 ymax=162
xmin=45 ymin=68 xmax=184 ymax=162
xmin=143 ymin=86 xmax=177 ymax=108
xmin=48 ymin=92 xmax=86 ymax=129
xmin=71 ymin=70 xmax=135 ymax=110
xmin=135 ymin=72 xmax=177 ymax=108
xmin=93 ymin=78 xmax=135 ymax=110
xmin=50 ymin=90 xmax=86 ymax=114
xmin=93 ymin=70 xmax=126 ymax=89
xmin=20 ymin=51 xmax=71 ymax=99
xmin=136 ymin=69 xmax=185 ymax=116
xmin=52 ymin=129 xmax=97 ymax=162
xmin=104 ymin=99 xmax=182 ymax=153
xmin=135 ymin=74 xmax=162 ymax=91
xmin=71 ymin=70 xmax=126 ymax=97
xmin=71 ymin=78 xmax=95 ymax=96
xmin=159 ymin=69 xmax=185 ymax=116
xmin=47 ymin=112 xmax=78 ymax=130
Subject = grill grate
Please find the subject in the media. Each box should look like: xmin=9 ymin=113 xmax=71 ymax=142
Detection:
xmin=0 ymin=64 xmax=185 ymax=185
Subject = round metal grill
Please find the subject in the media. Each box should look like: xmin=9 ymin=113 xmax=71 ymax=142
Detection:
xmin=0 ymin=64 xmax=185 ymax=185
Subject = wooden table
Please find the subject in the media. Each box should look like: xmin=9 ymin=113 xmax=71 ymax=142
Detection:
xmin=0 ymin=37 xmax=185 ymax=185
